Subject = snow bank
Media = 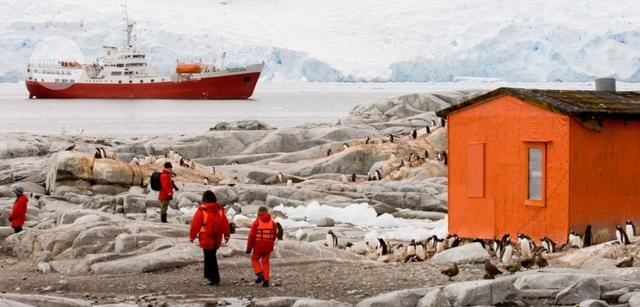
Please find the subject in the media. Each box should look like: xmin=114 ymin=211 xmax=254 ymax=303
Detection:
xmin=274 ymin=201 xmax=449 ymax=242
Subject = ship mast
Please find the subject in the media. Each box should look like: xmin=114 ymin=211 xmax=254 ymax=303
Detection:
xmin=122 ymin=5 xmax=136 ymax=52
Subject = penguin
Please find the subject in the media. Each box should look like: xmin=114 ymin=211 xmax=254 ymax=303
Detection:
xmin=616 ymin=225 xmax=631 ymax=245
xmin=375 ymin=170 xmax=382 ymax=181
xmin=441 ymin=262 xmax=458 ymax=280
xmin=447 ymin=234 xmax=461 ymax=248
xmin=190 ymin=162 xmax=196 ymax=170
xmin=394 ymin=244 xmax=407 ymax=262
xmin=276 ymin=172 xmax=285 ymax=184
xmin=441 ymin=118 xmax=446 ymax=128
xmin=325 ymin=230 xmax=338 ymax=248
xmin=411 ymin=129 xmax=417 ymax=140
xmin=568 ymin=231 xmax=583 ymax=248
xmin=472 ymin=238 xmax=486 ymax=249
xmin=365 ymin=136 xmax=371 ymax=145
xmin=149 ymin=155 xmax=156 ymax=164
xmin=441 ymin=152 xmax=448 ymax=165
xmin=94 ymin=148 xmax=102 ymax=159
xmin=345 ymin=242 xmax=354 ymax=252
xmin=408 ymin=152 xmax=416 ymax=163
xmin=501 ymin=242 xmax=513 ymax=264
xmin=517 ymin=233 xmax=533 ymax=258
xmin=484 ymin=259 xmax=502 ymax=278
xmin=231 ymin=161 xmax=240 ymax=165
xmin=435 ymin=237 xmax=447 ymax=253
xmin=211 ymin=166 xmax=216 ymax=175
xmin=425 ymin=126 xmax=431 ymax=134
xmin=340 ymin=174 xmax=348 ymax=184
xmin=431 ymin=119 xmax=437 ymax=127
xmin=65 ymin=144 xmax=76 ymax=151
xmin=398 ymin=160 xmax=405 ymax=169
xmin=377 ymin=238 xmax=389 ymax=256
xmin=506 ymin=261 xmax=521 ymax=274
xmin=425 ymin=236 xmax=436 ymax=253
xmin=424 ymin=150 xmax=429 ymax=161
xmin=351 ymin=173 xmax=357 ymax=183
xmin=286 ymin=179 xmax=293 ymax=187
xmin=276 ymin=222 xmax=284 ymax=241
xmin=78 ymin=128 xmax=84 ymax=139
xmin=534 ymin=252 xmax=548 ymax=269
xmin=204 ymin=177 xmax=210 ymax=186
xmin=405 ymin=240 xmax=417 ymax=262
xmin=388 ymin=134 xmax=394 ymax=143
xmin=131 ymin=156 xmax=140 ymax=166
xmin=540 ymin=237 xmax=556 ymax=254
xmin=343 ymin=143 xmax=349 ymax=150
xmin=415 ymin=241 xmax=426 ymax=261
xmin=626 ymin=220 xmax=636 ymax=239
xmin=100 ymin=147 xmax=107 ymax=159
xmin=179 ymin=157 xmax=185 ymax=167
xmin=583 ymin=225 xmax=593 ymax=247
xmin=111 ymin=151 xmax=117 ymax=160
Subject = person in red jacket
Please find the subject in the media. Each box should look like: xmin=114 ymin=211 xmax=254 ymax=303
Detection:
xmin=189 ymin=190 xmax=230 ymax=286
xmin=158 ymin=162 xmax=178 ymax=223
xmin=9 ymin=186 xmax=28 ymax=233
xmin=246 ymin=206 xmax=278 ymax=287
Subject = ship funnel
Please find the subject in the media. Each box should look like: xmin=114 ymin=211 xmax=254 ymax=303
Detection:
xmin=595 ymin=78 xmax=616 ymax=92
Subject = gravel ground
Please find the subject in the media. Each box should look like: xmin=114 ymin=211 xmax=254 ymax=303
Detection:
xmin=0 ymin=254 xmax=491 ymax=305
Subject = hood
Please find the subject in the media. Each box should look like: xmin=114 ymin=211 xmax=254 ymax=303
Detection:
xmin=258 ymin=213 xmax=272 ymax=223
xmin=202 ymin=202 xmax=222 ymax=211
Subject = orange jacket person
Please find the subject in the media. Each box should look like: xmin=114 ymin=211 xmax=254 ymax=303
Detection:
xmin=189 ymin=190 xmax=230 ymax=286
xmin=9 ymin=186 xmax=28 ymax=233
xmin=246 ymin=206 xmax=278 ymax=287
xmin=158 ymin=162 xmax=178 ymax=223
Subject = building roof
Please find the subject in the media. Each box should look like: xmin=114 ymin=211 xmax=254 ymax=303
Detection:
xmin=436 ymin=87 xmax=640 ymax=119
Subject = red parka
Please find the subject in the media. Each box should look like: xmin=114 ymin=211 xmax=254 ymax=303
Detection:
xmin=247 ymin=213 xmax=277 ymax=253
xmin=189 ymin=202 xmax=231 ymax=250
xmin=158 ymin=169 xmax=175 ymax=201
xmin=10 ymin=195 xmax=28 ymax=228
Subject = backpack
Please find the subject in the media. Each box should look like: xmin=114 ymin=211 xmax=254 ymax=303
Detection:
xmin=150 ymin=171 xmax=162 ymax=191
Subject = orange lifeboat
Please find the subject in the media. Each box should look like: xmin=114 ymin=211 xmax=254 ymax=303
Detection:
xmin=176 ymin=63 xmax=202 ymax=74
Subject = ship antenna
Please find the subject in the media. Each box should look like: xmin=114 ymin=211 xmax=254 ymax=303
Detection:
xmin=122 ymin=5 xmax=136 ymax=52
xmin=220 ymin=37 xmax=226 ymax=69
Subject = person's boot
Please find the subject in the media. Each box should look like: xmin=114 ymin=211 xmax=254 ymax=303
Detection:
xmin=262 ymin=280 xmax=269 ymax=288
xmin=160 ymin=213 xmax=167 ymax=223
xmin=255 ymin=272 xmax=264 ymax=284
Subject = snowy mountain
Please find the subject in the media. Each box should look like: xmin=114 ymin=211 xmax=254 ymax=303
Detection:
xmin=2 ymin=0 xmax=640 ymax=83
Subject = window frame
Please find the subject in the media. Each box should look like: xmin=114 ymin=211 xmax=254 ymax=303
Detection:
xmin=524 ymin=142 xmax=547 ymax=207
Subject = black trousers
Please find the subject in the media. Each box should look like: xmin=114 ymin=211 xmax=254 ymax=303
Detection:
xmin=203 ymin=248 xmax=220 ymax=284
xmin=13 ymin=226 xmax=22 ymax=234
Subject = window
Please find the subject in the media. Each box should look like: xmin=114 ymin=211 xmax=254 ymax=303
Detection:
xmin=111 ymin=71 xmax=122 ymax=76
xmin=140 ymin=80 xmax=143 ymax=83
xmin=118 ymin=80 xmax=122 ymax=84
xmin=526 ymin=143 xmax=546 ymax=206
xmin=150 ymin=79 xmax=154 ymax=83
xmin=467 ymin=143 xmax=484 ymax=198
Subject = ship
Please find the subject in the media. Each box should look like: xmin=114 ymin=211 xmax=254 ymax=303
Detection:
xmin=25 ymin=9 xmax=263 ymax=100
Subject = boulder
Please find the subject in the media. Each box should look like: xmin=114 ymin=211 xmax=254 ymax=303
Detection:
xmin=293 ymin=299 xmax=352 ymax=307
xmin=629 ymin=292 xmax=640 ymax=306
xmin=124 ymin=194 xmax=147 ymax=214
xmin=315 ymin=217 xmax=335 ymax=227
xmin=555 ymin=278 xmax=601 ymax=305
xmin=417 ymin=288 xmax=450 ymax=307
xmin=92 ymin=159 xmax=134 ymax=186
xmin=620 ymin=290 xmax=640 ymax=304
xmin=356 ymin=288 xmax=430 ymax=307
xmin=514 ymin=272 xmax=596 ymax=290
xmin=579 ymin=299 xmax=609 ymax=307
xmin=442 ymin=279 xmax=520 ymax=306
xmin=114 ymin=233 xmax=162 ymax=254
xmin=90 ymin=244 xmax=202 ymax=275
xmin=11 ymin=182 xmax=45 ymax=195
xmin=210 ymin=120 xmax=275 ymax=131
xmin=266 ymin=195 xmax=307 ymax=208
xmin=46 ymin=152 xmax=94 ymax=193
xmin=72 ymin=225 xmax=122 ymax=257
xmin=73 ymin=214 xmax=108 ymax=225
xmin=371 ymin=192 xmax=445 ymax=212
xmin=0 ymin=226 xmax=15 ymax=242
xmin=0 ymin=299 xmax=35 ymax=307
xmin=431 ymin=243 xmax=489 ymax=265
xmin=49 ymin=259 xmax=89 ymax=275
xmin=254 ymin=297 xmax=300 ymax=307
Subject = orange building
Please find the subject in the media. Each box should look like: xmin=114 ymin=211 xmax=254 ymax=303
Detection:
xmin=437 ymin=86 xmax=640 ymax=244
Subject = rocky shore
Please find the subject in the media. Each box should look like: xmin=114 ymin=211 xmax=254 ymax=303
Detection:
xmin=2 ymin=89 xmax=640 ymax=306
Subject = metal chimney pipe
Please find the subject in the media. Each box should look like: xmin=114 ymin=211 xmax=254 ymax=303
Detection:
xmin=595 ymin=78 xmax=616 ymax=91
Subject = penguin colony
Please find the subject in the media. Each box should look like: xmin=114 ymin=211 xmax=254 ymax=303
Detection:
xmin=310 ymin=221 xmax=638 ymax=281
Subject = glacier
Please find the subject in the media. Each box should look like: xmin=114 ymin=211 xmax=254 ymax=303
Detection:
xmin=1 ymin=0 xmax=640 ymax=83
